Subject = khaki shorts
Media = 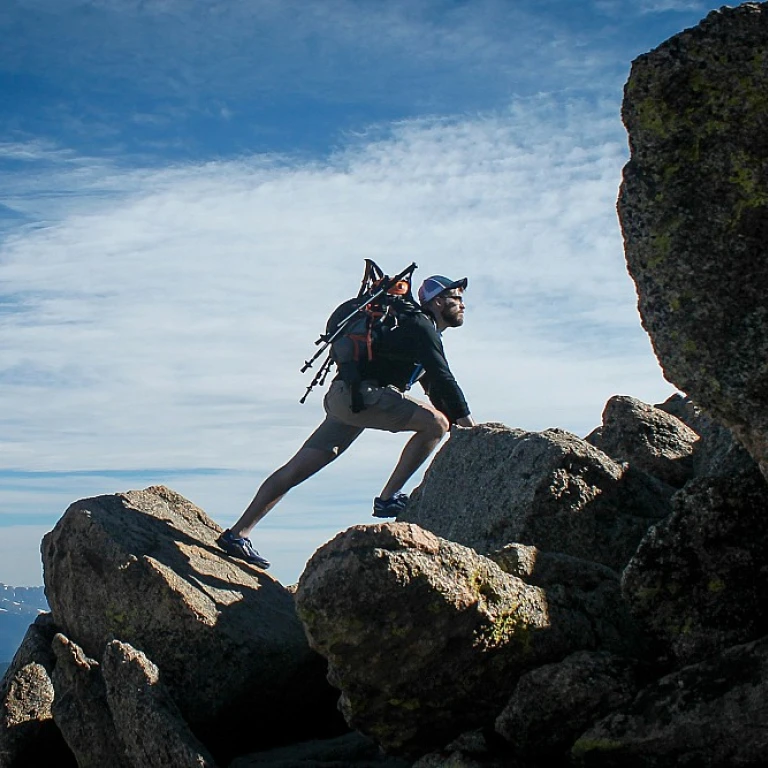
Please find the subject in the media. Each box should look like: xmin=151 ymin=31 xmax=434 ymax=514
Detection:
xmin=302 ymin=379 xmax=425 ymax=456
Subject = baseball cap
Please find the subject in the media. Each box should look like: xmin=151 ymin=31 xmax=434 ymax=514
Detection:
xmin=418 ymin=275 xmax=468 ymax=305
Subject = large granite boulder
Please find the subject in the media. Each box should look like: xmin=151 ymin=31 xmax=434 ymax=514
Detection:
xmin=571 ymin=634 xmax=768 ymax=767
xmin=399 ymin=423 xmax=671 ymax=571
xmin=41 ymin=485 xmax=341 ymax=761
xmin=585 ymin=395 xmax=698 ymax=487
xmin=622 ymin=468 xmax=768 ymax=666
xmin=295 ymin=523 xmax=642 ymax=757
xmin=618 ymin=2 xmax=768 ymax=481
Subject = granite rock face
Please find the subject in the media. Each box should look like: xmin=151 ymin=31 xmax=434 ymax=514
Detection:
xmin=586 ymin=395 xmax=698 ymax=488
xmin=40 ymin=485 xmax=341 ymax=762
xmin=399 ymin=423 xmax=670 ymax=572
xmin=295 ymin=523 xmax=642 ymax=757
xmin=101 ymin=640 xmax=217 ymax=768
xmin=622 ymin=468 xmax=768 ymax=667
xmin=572 ymin=635 xmax=768 ymax=767
xmin=0 ymin=614 xmax=74 ymax=767
xmin=618 ymin=2 xmax=768 ymax=481
xmin=495 ymin=651 xmax=642 ymax=761
xmin=50 ymin=634 xmax=129 ymax=768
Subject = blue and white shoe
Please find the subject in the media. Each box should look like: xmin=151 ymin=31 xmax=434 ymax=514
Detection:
xmin=373 ymin=492 xmax=409 ymax=518
xmin=217 ymin=529 xmax=271 ymax=569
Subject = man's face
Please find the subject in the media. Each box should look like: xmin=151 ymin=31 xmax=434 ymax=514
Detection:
xmin=435 ymin=290 xmax=465 ymax=327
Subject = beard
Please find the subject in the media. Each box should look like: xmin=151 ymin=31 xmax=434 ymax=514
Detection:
xmin=440 ymin=307 xmax=464 ymax=327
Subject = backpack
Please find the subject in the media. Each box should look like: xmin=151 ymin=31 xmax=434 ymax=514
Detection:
xmin=300 ymin=260 xmax=419 ymax=412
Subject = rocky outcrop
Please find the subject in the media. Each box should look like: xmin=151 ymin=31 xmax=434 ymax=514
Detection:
xmin=585 ymin=395 xmax=698 ymax=487
xmin=5 ymin=5 xmax=768 ymax=767
xmin=495 ymin=651 xmax=642 ymax=761
xmin=101 ymin=640 xmax=217 ymax=768
xmin=572 ymin=635 xmax=768 ymax=767
xmin=618 ymin=2 xmax=768 ymax=481
xmin=50 ymin=634 xmax=128 ymax=768
xmin=622 ymin=468 xmax=768 ymax=667
xmin=0 ymin=614 xmax=74 ymax=767
xmin=294 ymin=523 xmax=642 ymax=757
xmin=399 ymin=424 xmax=670 ymax=572
xmin=40 ymin=485 xmax=341 ymax=762
xmin=655 ymin=393 xmax=759 ymax=479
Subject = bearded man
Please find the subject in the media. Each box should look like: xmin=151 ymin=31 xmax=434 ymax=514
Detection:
xmin=217 ymin=274 xmax=475 ymax=569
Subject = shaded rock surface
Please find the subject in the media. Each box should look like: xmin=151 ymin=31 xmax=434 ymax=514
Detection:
xmin=50 ymin=634 xmax=128 ymax=768
xmin=622 ymin=468 xmax=768 ymax=667
xmin=102 ymin=640 xmax=217 ymax=768
xmin=655 ymin=393 xmax=760 ymax=479
xmin=230 ymin=731 xmax=410 ymax=768
xmin=495 ymin=651 xmax=642 ymax=760
xmin=618 ymin=1 xmax=768 ymax=481
xmin=0 ymin=614 xmax=75 ymax=768
xmin=295 ymin=523 xmax=642 ymax=757
xmin=572 ymin=634 xmax=768 ymax=767
xmin=399 ymin=423 xmax=670 ymax=572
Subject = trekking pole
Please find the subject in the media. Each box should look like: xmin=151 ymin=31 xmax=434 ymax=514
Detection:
xmin=300 ymin=261 xmax=417 ymax=374
xmin=299 ymin=354 xmax=334 ymax=404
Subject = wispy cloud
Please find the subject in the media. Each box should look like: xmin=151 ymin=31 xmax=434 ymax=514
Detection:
xmin=4 ymin=0 xmax=716 ymax=585
xmin=0 ymin=96 xmax=672 ymax=482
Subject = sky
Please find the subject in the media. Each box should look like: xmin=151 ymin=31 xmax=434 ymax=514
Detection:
xmin=0 ymin=0 xmax=726 ymax=588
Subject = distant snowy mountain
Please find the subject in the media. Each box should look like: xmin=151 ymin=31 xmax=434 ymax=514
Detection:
xmin=0 ymin=583 xmax=48 ymax=664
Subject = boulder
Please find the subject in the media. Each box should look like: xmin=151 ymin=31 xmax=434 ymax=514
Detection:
xmin=618 ymin=2 xmax=768 ymax=481
xmin=400 ymin=423 xmax=671 ymax=572
xmin=50 ymin=634 xmax=130 ymax=768
xmin=102 ymin=640 xmax=218 ymax=768
xmin=295 ymin=523 xmax=643 ymax=756
xmin=489 ymin=545 xmax=648 ymax=661
xmin=571 ymin=634 xmax=768 ymax=767
xmin=495 ymin=651 xmax=642 ymax=761
xmin=622 ymin=469 xmax=768 ymax=666
xmin=0 ymin=614 xmax=74 ymax=768
xmin=41 ymin=485 xmax=341 ymax=761
xmin=656 ymin=393 xmax=760 ymax=479
xmin=585 ymin=395 xmax=698 ymax=487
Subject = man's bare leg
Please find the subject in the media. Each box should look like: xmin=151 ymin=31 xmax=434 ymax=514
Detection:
xmin=379 ymin=405 xmax=449 ymax=500
xmin=230 ymin=446 xmax=336 ymax=538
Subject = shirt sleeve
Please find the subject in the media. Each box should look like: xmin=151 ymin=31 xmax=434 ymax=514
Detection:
xmin=414 ymin=316 xmax=470 ymax=422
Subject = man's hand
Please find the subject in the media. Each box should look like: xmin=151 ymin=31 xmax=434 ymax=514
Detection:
xmin=453 ymin=415 xmax=476 ymax=429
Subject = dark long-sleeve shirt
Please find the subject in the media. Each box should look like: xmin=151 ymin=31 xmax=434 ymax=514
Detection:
xmin=361 ymin=308 xmax=470 ymax=422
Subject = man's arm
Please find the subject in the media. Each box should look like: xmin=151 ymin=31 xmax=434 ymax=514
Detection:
xmin=413 ymin=316 xmax=471 ymax=422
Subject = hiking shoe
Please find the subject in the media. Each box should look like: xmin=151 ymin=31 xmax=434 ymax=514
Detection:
xmin=373 ymin=492 xmax=409 ymax=518
xmin=217 ymin=530 xmax=271 ymax=569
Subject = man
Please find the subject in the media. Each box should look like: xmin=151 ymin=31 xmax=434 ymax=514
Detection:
xmin=217 ymin=274 xmax=475 ymax=568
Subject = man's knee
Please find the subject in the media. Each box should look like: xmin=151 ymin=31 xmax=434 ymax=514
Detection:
xmin=421 ymin=409 xmax=450 ymax=440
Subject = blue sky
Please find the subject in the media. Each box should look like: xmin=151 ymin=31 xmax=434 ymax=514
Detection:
xmin=0 ymin=0 xmax=723 ymax=586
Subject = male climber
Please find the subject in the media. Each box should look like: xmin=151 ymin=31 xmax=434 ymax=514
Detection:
xmin=217 ymin=274 xmax=475 ymax=568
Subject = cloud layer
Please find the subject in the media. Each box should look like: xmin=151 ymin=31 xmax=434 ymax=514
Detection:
xmin=1 ymin=0 xmax=724 ymax=585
